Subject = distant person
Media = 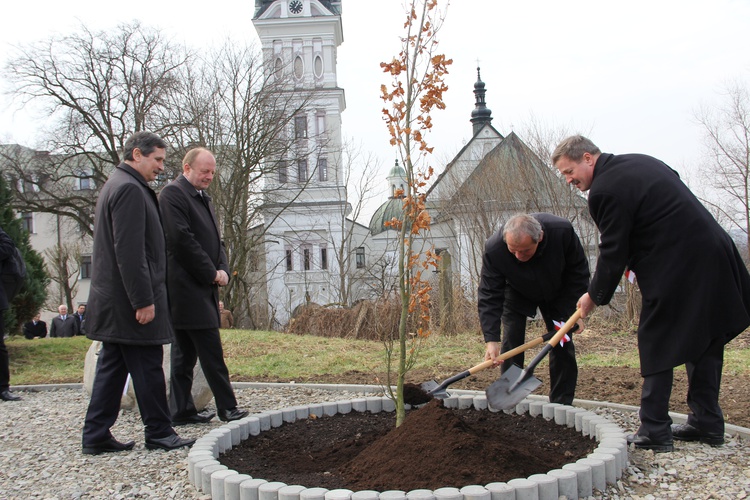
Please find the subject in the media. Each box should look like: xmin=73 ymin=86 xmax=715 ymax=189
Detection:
xmin=49 ymin=305 xmax=79 ymax=338
xmin=0 ymin=226 xmax=22 ymax=401
xmin=81 ymin=131 xmax=194 ymax=454
xmin=23 ymin=314 xmax=47 ymax=339
xmin=74 ymin=304 xmax=86 ymax=335
xmin=219 ymin=301 xmax=234 ymax=329
xmin=478 ymin=213 xmax=589 ymax=405
xmin=552 ymin=135 xmax=750 ymax=452
xmin=159 ymin=147 xmax=248 ymax=425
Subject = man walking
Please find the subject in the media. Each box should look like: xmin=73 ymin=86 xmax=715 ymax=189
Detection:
xmin=479 ymin=213 xmax=589 ymax=405
xmin=81 ymin=131 xmax=194 ymax=454
xmin=159 ymin=147 xmax=248 ymax=425
xmin=553 ymin=135 xmax=750 ymax=452
xmin=50 ymin=305 xmax=79 ymax=337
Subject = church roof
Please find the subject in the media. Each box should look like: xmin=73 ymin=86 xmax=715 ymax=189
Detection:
xmin=368 ymin=197 xmax=404 ymax=235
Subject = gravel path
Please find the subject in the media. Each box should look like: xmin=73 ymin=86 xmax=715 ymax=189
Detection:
xmin=0 ymin=386 xmax=747 ymax=499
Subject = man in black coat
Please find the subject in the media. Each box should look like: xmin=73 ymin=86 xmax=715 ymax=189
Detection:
xmin=553 ymin=135 xmax=750 ymax=452
xmin=23 ymin=314 xmax=47 ymax=339
xmin=0 ymin=226 xmax=22 ymax=401
xmin=49 ymin=305 xmax=79 ymax=337
xmin=81 ymin=132 xmax=194 ymax=454
xmin=159 ymin=147 xmax=248 ymax=425
xmin=478 ymin=213 xmax=590 ymax=405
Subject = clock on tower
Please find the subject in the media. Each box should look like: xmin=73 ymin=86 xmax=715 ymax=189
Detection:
xmin=289 ymin=0 xmax=303 ymax=14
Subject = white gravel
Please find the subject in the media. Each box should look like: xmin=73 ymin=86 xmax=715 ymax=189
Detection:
xmin=0 ymin=386 xmax=747 ymax=499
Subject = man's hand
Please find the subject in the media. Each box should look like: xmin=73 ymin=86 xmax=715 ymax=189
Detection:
xmin=577 ymin=293 xmax=596 ymax=318
xmin=135 ymin=304 xmax=155 ymax=324
xmin=484 ymin=341 xmax=503 ymax=366
xmin=215 ymin=270 xmax=229 ymax=287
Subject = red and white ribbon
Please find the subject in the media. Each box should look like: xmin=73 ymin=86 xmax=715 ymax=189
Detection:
xmin=625 ymin=269 xmax=636 ymax=284
xmin=552 ymin=320 xmax=571 ymax=346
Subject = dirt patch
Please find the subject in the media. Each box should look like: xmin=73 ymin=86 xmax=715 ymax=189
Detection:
xmin=220 ymin=399 xmax=596 ymax=491
xmin=244 ymin=329 xmax=750 ymax=429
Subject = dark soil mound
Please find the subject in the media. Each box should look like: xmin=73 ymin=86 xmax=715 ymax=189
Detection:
xmin=220 ymin=399 xmax=596 ymax=491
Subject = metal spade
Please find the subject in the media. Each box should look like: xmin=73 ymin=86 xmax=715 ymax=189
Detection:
xmin=485 ymin=309 xmax=582 ymax=410
xmin=420 ymin=328 xmax=566 ymax=399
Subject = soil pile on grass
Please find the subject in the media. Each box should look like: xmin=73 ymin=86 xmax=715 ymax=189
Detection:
xmin=220 ymin=399 xmax=596 ymax=491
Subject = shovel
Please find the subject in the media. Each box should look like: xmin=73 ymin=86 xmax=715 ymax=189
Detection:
xmin=485 ymin=309 xmax=582 ymax=410
xmin=420 ymin=328 xmax=568 ymax=399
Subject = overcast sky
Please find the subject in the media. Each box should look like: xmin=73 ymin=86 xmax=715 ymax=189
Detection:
xmin=2 ymin=0 xmax=749 ymax=218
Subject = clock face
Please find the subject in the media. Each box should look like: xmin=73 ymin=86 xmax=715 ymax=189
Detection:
xmin=289 ymin=0 xmax=303 ymax=14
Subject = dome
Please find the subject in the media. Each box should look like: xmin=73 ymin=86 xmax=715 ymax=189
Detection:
xmin=369 ymin=197 xmax=405 ymax=235
xmin=388 ymin=159 xmax=406 ymax=178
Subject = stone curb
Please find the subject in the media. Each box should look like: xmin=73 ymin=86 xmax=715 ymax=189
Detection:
xmin=16 ymin=381 xmax=750 ymax=440
xmin=188 ymin=392 xmax=631 ymax=500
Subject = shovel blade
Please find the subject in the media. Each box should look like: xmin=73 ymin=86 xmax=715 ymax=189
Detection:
xmin=485 ymin=364 xmax=542 ymax=410
xmin=420 ymin=380 xmax=449 ymax=399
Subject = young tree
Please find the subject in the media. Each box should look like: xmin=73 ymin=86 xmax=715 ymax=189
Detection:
xmin=0 ymin=175 xmax=48 ymax=334
xmin=695 ymin=78 xmax=750 ymax=256
xmin=380 ymin=0 xmax=451 ymax=426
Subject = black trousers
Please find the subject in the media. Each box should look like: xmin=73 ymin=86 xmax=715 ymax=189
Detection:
xmin=500 ymin=308 xmax=578 ymax=405
xmin=0 ymin=310 xmax=9 ymax=391
xmin=169 ymin=328 xmax=237 ymax=418
xmin=638 ymin=336 xmax=725 ymax=440
xmin=82 ymin=342 xmax=173 ymax=445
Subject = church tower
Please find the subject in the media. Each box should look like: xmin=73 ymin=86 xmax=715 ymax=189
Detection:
xmin=253 ymin=0 xmax=348 ymax=324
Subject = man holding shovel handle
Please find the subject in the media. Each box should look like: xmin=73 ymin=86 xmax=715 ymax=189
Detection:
xmin=478 ymin=213 xmax=590 ymax=406
xmin=553 ymin=135 xmax=750 ymax=452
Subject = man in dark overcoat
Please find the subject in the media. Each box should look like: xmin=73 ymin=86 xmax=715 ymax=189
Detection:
xmin=49 ymin=304 xmax=79 ymax=337
xmin=553 ymin=135 xmax=750 ymax=452
xmin=81 ymin=132 xmax=194 ymax=454
xmin=0 ymin=226 xmax=22 ymax=401
xmin=478 ymin=213 xmax=590 ymax=405
xmin=159 ymin=147 xmax=248 ymax=425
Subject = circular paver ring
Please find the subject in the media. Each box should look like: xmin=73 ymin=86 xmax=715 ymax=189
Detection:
xmin=189 ymin=390 xmax=630 ymax=500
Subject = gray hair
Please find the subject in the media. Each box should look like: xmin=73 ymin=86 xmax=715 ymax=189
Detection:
xmin=502 ymin=214 xmax=543 ymax=243
xmin=551 ymin=135 xmax=601 ymax=164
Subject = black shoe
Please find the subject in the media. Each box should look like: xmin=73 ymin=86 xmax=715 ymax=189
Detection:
xmin=145 ymin=434 xmax=196 ymax=451
xmin=218 ymin=407 xmax=249 ymax=422
xmin=82 ymin=437 xmax=136 ymax=455
xmin=671 ymin=423 xmax=724 ymax=446
xmin=0 ymin=390 xmax=22 ymax=401
xmin=172 ymin=410 xmax=216 ymax=426
xmin=626 ymin=433 xmax=674 ymax=453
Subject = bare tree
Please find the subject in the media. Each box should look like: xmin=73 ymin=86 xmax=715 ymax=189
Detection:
xmin=695 ymin=78 xmax=750 ymax=255
xmin=2 ymin=21 xmax=189 ymax=234
xmin=43 ymin=241 xmax=81 ymax=313
xmin=326 ymin=140 xmax=382 ymax=306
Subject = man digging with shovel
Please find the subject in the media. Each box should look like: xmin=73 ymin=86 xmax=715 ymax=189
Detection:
xmin=478 ymin=213 xmax=590 ymax=406
xmin=553 ymin=135 xmax=750 ymax=453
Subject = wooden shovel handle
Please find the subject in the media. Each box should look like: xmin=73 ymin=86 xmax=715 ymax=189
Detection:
xmin=467 ymin=335 xmax=548 ymax=375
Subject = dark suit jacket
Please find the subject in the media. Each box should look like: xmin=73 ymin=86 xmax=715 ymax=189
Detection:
xmin=478 ymin=213 xmax=590 ymax=343
xmin=86 ymin=164 xmax=173 ymax=346
xmin=23 ymin=320 xmax=47 ymax=339
xmin=588 ymin=153 xmax=750 ymax=375
xmin=50 ymin=315 xmax=79 ymax=337
xmin=159 ymin=175 xmax=229 ymax=330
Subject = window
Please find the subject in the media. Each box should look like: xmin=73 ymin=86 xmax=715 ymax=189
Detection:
xmin=76 ymin=170 xmax=93 ymax=190
xmin=18 ymin=176 xmax=40 ymax=193
xmin=20 ymin=212 xmax=34 ymax=234
xmin=355 ymin=247 xmax=365 ymax=269
xmin=295 ymin=115 xmax=308 ymax=139
xmin=316 ymin=112 xmax=326 ymax=138
xmin=297 ymin=160 xmax=308 ymax=182
xmin=320 ymin=247 xmax=328 ymax=270
xmin=317 ymin=157 xmax=328 ymax=182
xmin=278 ymin=161 xmax=288 ymax=183
xmin=80 ymin=255 xmax=92 ymax=279
xmin=303 ymin=247 xmax=311 ymax=271
xmin=285 ymin=249 xmax=293 ymax=271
